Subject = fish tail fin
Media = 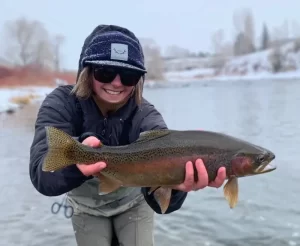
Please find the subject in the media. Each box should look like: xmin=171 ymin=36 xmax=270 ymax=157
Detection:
xmin=42 ymin=126 xmax=85 ymax=172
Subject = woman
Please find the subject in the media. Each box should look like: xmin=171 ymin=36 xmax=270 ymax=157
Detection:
xmin=29 ymin=24 xmax=226 ymax=246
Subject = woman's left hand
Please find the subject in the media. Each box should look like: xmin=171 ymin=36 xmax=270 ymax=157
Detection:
xmin=172 ymin=159 xmax=226 ymax=192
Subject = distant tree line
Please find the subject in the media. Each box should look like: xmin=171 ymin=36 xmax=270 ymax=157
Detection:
xmin=0 ymin=17 xmax=65 ymax=72
xmin=3 ymin=13 xmax=300 ymax=78
xmin=210 ymin=8 xmax=300 ymax=73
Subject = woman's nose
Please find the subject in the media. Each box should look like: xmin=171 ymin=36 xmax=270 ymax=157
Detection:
xmin=110 ymin=74 xmax=122 ymax=87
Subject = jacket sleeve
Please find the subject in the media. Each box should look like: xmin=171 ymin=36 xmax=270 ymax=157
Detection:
xmin=139 ymin=101 xmax=188 ymax=214
xmin=29 ymin=87 xmax=92 ymax=197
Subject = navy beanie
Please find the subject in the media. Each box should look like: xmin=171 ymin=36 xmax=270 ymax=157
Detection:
xmin=76 ymin=24 xmax=146 ymax=81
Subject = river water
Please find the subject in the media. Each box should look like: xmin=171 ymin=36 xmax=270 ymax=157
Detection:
xmin=1 ymin=79 xmax=299 ymax=246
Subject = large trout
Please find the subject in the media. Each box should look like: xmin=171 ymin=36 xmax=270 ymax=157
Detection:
xmin=42 ymin=126 xmax=276 ymax=213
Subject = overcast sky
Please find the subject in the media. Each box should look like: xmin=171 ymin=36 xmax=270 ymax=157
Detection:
xmin=1 ymin=0 xmax=299 ymax=70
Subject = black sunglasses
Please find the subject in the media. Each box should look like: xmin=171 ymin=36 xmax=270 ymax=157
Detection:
xmin=93 ymin=66 xmax=144 ymax=87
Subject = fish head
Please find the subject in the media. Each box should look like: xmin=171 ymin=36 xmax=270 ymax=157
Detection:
xmin=230 ymin=145 xmax=276 ymax=177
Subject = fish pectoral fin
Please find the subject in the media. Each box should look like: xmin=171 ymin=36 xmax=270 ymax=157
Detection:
xmin=96 ymin=173 xmax=122 ymax=195
xmin=223 ymin=176 xmax=239 ymax=209
xmin=152 ymin=187 xmax=172 ymax=214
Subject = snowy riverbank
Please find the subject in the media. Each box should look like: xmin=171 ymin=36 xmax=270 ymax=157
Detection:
xmin=1 ymin=69 xmax=299 ymax=114
xmin=144 ymin=69 xmax=300 ymax=88
xmin=0 ymin=86 xmax=55 ymax=114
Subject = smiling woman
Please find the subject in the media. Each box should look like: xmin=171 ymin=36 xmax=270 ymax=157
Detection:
xmin=29 ymin=24 xmax=226 ymax=246
xmin=72 ymin=64 xmax=144 ymax=115
xmin=92 ymin=68 xmax=136 ymax=106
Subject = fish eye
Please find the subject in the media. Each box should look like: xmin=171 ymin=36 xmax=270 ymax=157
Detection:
xmin=257 ymin=155 xmax=265 ymax=163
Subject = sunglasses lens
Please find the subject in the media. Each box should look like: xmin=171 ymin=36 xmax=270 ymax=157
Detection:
xmin=94 ymin=67 xmax=117 ymax=83
xmin=93 ymin=66 xmax=143 ymax=86
xmin=120 ymin=70 xmax=142 ymax=86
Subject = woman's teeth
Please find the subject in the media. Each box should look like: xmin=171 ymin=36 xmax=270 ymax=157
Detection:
xmin=105 ymin=89 xmax=121 ymax=95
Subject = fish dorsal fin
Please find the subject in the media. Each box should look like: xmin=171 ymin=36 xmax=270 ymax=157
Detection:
xmin=135 ymin=130 xmax=170 ymax=143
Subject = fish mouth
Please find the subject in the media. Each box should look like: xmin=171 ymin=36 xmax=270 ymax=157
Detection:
xmin=254 ymin=161 xmax=276 ymax=174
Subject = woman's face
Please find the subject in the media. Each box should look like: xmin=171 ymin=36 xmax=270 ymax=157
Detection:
xmin=92 ymin=66 xmax=141 ymax=104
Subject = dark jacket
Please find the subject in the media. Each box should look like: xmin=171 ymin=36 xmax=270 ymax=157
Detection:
xmin=29 ymin=85 xmax=187 ymax=214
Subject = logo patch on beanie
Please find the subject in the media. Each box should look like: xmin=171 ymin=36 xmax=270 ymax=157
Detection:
xmin=111 ymin=43 xmax=128 ymax=61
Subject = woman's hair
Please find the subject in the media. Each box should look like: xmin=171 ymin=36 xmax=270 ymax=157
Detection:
xmin=71 ymin=66 xmax=144 ymax=105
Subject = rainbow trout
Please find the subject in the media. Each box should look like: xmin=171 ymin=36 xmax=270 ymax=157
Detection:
xmin=42 ymin=126 xmax=276 ymax=213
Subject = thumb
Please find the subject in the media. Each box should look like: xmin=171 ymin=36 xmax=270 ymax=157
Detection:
xmin=82 ymin=136 xmax=101 ymax=147
xmin=77 ymin=162 xmax=106 ymax=176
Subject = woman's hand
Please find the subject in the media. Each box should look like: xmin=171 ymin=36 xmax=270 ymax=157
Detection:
xmin=172 ymin=159 xmax=226 ymax=192
xmin=76 ymin=136 xmax=107 ymax=176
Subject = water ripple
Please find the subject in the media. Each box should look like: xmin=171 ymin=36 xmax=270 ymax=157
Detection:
xmin=1 ymin=80 xmax=300 ymax=246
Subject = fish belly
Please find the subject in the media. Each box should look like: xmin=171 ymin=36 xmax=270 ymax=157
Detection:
xmin=102 ymin=157 xmax=187 ymax=187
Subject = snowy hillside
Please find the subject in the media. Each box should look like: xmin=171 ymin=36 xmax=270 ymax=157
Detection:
xmin=162 ymin=41 xmax=300 ymax=82
xmin=219 ymin=42 xmax=300 ymax=76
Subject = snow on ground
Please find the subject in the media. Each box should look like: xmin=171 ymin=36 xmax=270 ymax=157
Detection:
xmin=219 ymin=41 xmax=300 ymax=76
xmin=165 ymin=68 xmax=215 ymax=80
xmin=154 ymin=41 xmax=300 ymax=85
xmin=220 ymin=49 xmax=273 ymax=75
xmin=144 ymin=69 xmax=300 ymax=89
xmin=206 ymin=69 xmax=300 ymax=81
xmin=156 ymin=66 xmax=300 ymax=85
xmin=0 ymin=86 xmax=55 ymax=114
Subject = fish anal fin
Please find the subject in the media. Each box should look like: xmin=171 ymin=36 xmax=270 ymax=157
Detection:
xmin=223 ymin=176 xmax=239 ymax=209
xmin=148 ymin=186 xmax=161 ymax=195
xmin=96 ymin=173 xmax=122 ymax=195
xmin=153 ymin=187 xmax=172 ymax=214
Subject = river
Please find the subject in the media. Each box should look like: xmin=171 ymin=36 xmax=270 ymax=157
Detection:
xmin=1 ymin=79 xmax=299 ymax=246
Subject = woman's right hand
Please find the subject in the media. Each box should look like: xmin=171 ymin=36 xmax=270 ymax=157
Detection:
xmin=76 ymin=136 xmax=107 ymax=176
